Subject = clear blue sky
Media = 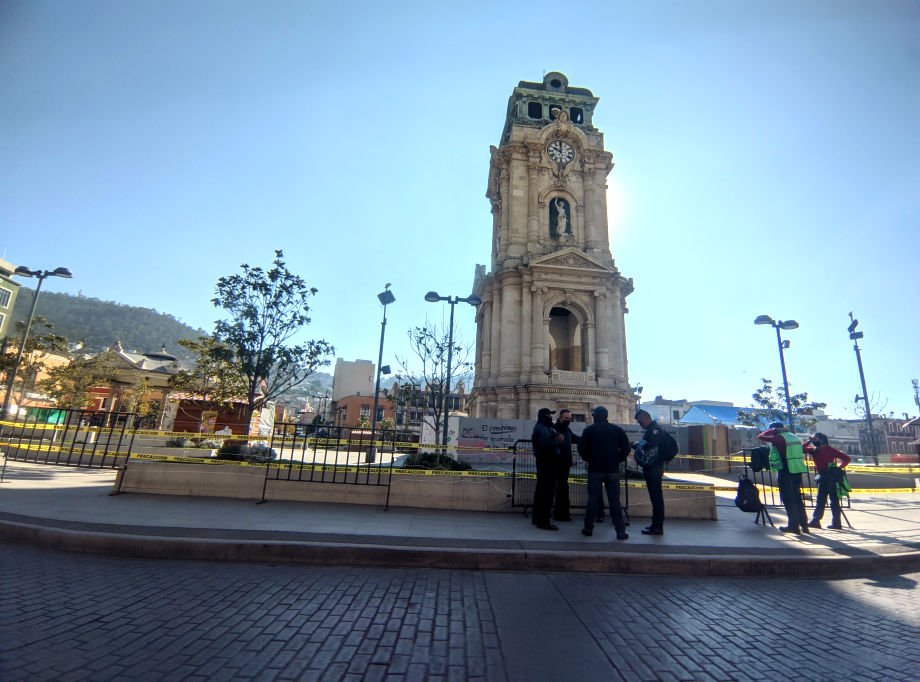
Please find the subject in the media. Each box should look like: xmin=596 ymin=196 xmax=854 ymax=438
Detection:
xmin=2 ymin=1 xmax=918 ymax=418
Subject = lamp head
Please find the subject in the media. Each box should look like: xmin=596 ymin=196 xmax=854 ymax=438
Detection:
xmin=424 ymin=291 xmax=442 ymax=303
xmin=13 ymin=266 xmax=38 ymax=277
xmin=778 ymin=320 xmax=799 ymax=330
xmin=51 ymin=267 xmax=73 ymax=279
xmin=847 ymin=318 xmax=858 ymax=334
xmin=754 ymin=315 xmax=774 ymax=326
xmin=464 ymin=294 xmax=482 ymax=306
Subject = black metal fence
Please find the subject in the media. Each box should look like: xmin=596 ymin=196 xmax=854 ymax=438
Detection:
xmin=263 ymin=423 xmax=401 ymax=487
xmin=510 ymin=439 xmax=637 ymax=515
xmin=0 ymin=408 xmax=137 ymax=469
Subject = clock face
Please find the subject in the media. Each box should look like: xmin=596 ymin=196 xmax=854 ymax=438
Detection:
xmin=547 ymin=139 xmax=575 ymax=165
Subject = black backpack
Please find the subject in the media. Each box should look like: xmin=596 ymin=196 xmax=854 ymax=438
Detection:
xmin=748 ymin=446 xmax=770 ymax=473
xmin=657 ymin=430 xmax=679 ymax=462
xmin=734 ymin=476 xmax=763 ymax=513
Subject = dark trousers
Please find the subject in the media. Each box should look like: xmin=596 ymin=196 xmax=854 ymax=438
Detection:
xmin=778 ymin=470 xmax=807 ymax=530
xmin=532 ymin=455 xmax=558 ymax=525
xmin=812 ymin=474 xmax=841 ymax=525
xmin=553 ymin=462 xmax=571 ymax=520
xmin=584 ymin=472 xmax=625 ymax=534
xmin=643 ymin=463 xmax=665 ymax=529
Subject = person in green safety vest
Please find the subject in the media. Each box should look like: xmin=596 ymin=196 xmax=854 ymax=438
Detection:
xmin=758 ymin=421 xmax=809 ymax=534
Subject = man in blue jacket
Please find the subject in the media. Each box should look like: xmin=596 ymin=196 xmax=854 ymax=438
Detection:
xmin=579 ymin=406 xmax=631 ymax=540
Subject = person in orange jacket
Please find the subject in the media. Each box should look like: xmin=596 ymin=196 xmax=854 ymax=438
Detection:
xmin=803 ymin=433 xmax=851 ymax=530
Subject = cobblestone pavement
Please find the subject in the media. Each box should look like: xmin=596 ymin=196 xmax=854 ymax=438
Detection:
xmin=2 ymin=544 xmax=918 ymax=681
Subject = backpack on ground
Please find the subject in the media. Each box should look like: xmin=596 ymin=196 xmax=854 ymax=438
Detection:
xmin=734 ymin=476 xmax=763 ymax=513
xmin=657 ymin=430 xmax=679 ymax=462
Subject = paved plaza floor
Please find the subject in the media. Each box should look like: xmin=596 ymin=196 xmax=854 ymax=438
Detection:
xmin=1 ymin=461 xmax=919 ymax=680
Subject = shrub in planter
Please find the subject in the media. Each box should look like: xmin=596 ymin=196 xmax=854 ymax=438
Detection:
xmin=198 ymin=439 xmax=223 ymax=449
xmin=402 ymin=451 xmax=472 ymax=471
xmin=245 ymin=444 xmax=278 ymax=462
xmin=165 ymin=436 xmax=194 ymax=448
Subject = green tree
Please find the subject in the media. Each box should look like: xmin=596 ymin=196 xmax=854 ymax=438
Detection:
xmin=0 ymin=317 xmax=69 ymax=406
xmin=211 ymin=250 xmax=333 ymax=421
xmin=39 ymin=357 xmax=116 ymax=410
xmin=171 ymin=336 xmax=247 ymax=408
xmin=396 ymin=320 xmax=472 ymax=446
xmin=737 ymin=378 xmax=827 ymax=432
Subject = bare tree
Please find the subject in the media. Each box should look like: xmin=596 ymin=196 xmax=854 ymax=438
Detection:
xmin=396 ymin=319 xmax=472 ymax=445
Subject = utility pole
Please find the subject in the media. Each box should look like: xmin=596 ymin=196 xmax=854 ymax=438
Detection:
xmin=848 ymin=313 xmax=878 ymax=465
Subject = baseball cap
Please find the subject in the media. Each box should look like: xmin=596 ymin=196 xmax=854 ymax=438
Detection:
xmin=537 ymin=408 xmax=556 ymax=418
xmin=768 ymin=421 xmax=785 ymax=430
xmin=591 ymin=406 xmax=608 ymax=419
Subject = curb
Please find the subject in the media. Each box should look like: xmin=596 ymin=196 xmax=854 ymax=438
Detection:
xmin=2 ymin=518 xmax=919 ymax=578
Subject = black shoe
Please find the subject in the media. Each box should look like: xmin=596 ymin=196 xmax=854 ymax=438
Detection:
xmin=616 ymin=532 xmax=629 ymax=540
xmin=536 ymin=523 xmax=559 ymax=531
xmin=800 ymin=525 xmax=810 ymax=534
xmin=641 ymin=527 xmax=663 ymax=536
xmin=828 ymin=522 xmax=843 ymax=530
xmin=581 ymin=528 xmax=593 ymax=537
xmin=779 ymin=526 xmax=801 ymax=534
xmin=808 ymin=520 xmax=821 ymax=529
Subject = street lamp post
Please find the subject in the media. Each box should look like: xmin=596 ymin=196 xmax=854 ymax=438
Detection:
xmin=754 ymin=314 xmax=799 ymax=431
xmin=847 ymin=313 xmax=878 ymax=465
xmin=367 ymin=285 xmax=395 ymax=463
xmin=423 ymin=291 xmax=481 ymax=449
xmin=2 ymin=266 xmax=73 ymax=417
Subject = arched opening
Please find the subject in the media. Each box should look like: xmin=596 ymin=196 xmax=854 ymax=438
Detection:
xmin=548 ymin=307 xmax=584 ymax=371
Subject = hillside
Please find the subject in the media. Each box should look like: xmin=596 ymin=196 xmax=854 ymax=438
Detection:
xmin=10 ymin=289 xmax=207 ymax=358
xmin=8 ymin=289 xmax=335 ymax=394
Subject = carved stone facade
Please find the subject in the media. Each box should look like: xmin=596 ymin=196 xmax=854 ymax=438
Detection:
xmin=470 ymin=72 xmax=636 ymax=423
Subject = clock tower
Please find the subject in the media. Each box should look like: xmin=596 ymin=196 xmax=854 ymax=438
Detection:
xmin=470 ymin=72 xmax=635 ymax=422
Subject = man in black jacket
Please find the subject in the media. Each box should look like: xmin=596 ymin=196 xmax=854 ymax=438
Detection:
xmin=552 ymin=409 xmax=579 ymax=522
xmin=531 ymin=407 xmax=562 ymax=530
xmin=579 ymin=406 xmax=630 ymax=539
xmin=635 ymin=409 xmax=665 ymax=535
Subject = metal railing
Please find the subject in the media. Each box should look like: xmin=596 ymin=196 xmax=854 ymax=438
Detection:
xmin=261 ymin=423 xmax=399 ymax=508
xmin=510 ymin=439 xmax=635 ymax=516
xmin=0 ymin=408 xmax=137 ymax=469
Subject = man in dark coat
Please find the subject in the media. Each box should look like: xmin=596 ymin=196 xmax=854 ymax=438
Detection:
xmin=635 ymin=409 xmax=666 ymax=535
xmin=579 ymin=406 xmax=630 ymax=539
xmin=531 ymin=407 xmax=562 ymax=530
xmin=551 ymin=409 xmax=579 ymax=522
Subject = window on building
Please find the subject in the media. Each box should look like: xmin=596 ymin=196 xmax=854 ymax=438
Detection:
xmin=673 ymin=410 xmax=680 ymax=421
xmin=569 ymin=107 xmax=584 ymax=124
xmin=527 ymin=102 xmax=543 ymax=119
xmin=359 ymin=406 xmax=370 ymax=420
xmin=0 ymin=312 xmax=5 ymax=330
xmin=375 ymin=407 xmax=384 ymax=421
xmin=0 ymin=287 xmax=10 ymax=308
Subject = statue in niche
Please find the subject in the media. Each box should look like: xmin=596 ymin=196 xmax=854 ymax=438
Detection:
xmin=550 ymin=197 xmax=571 ymax=239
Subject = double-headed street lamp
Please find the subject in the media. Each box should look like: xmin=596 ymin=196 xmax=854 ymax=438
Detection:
xmin=754 ymin=314 xmax=799 ymax=431
xmin=423 ymin=291 xmax=481 ymax=448
xmin=847 ymin=313 xmax=878 ymax=465
xmin=367 ymin=285 xmax=395 ymax=464
xmin=2 ymin=266 xmax=73 ymax=417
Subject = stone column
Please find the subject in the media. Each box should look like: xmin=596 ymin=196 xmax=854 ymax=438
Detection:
xmin=519 ymin=274 xmax=532 ymax=384
xmin=583 ymin=158 xmax=598 ymax=250
xmin=478 ymin=300 xmax=492 ymax=385
xmin=499 ymin=272 xmax=521 ymax=382
xmin=609 ymin=283 xmax=626 ymax=382
xmin=594 ymin=288 xmax=611 ymax=380
xmin=530 ymin=285 xmax=546 ymax=381
xmin=488 ymin=288 xmax=502 ymax=384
